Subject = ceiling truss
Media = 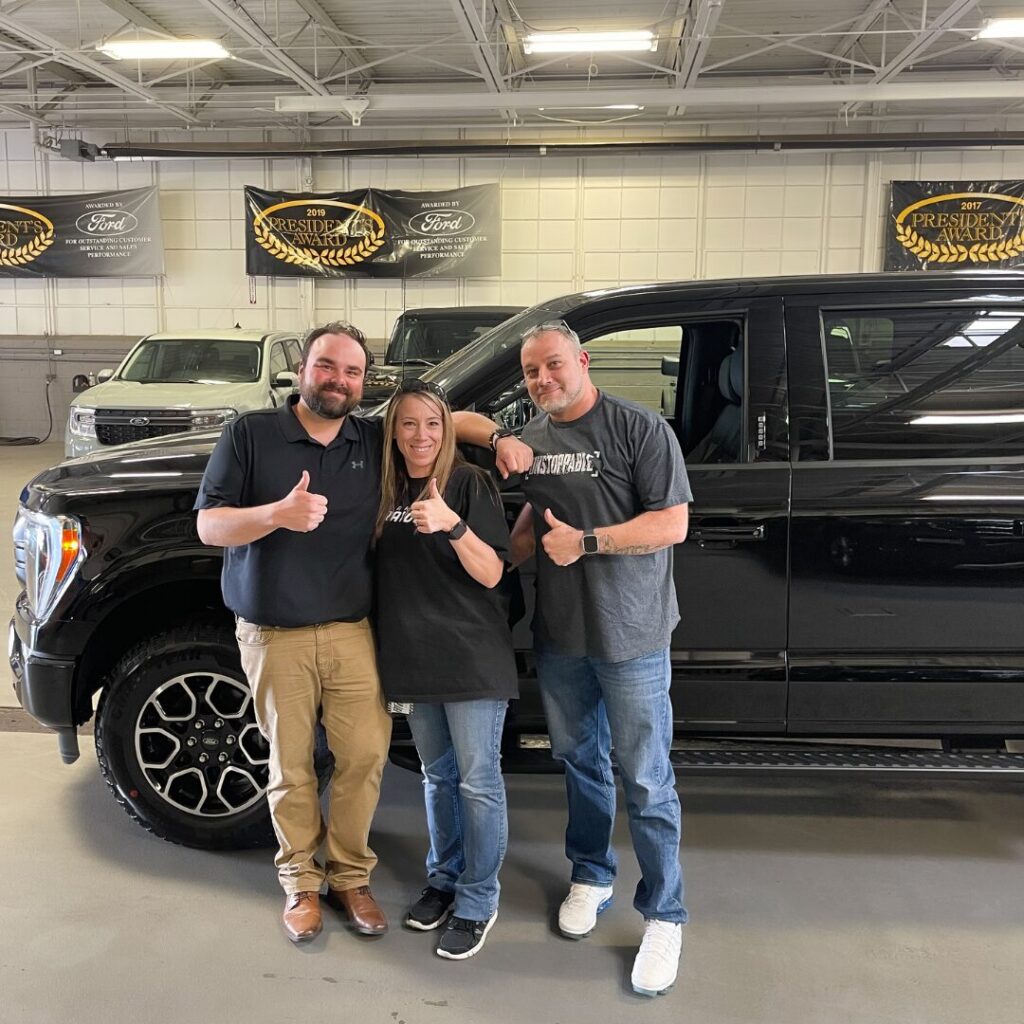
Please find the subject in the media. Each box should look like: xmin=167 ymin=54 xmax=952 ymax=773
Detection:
xmin=0 ymin=0 xmax=1013 ymax=138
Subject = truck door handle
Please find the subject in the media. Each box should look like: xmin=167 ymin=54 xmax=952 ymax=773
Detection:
xmin=690 ymin=524 xmax=765 ymax=548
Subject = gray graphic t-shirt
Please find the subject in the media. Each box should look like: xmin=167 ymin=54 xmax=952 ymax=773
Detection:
xmin=521 ymin=391 xmax=693 ymax=662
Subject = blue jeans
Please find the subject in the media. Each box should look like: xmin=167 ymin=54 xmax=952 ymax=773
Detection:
xmin=535 ymin=645 xmax=686 ymax=924
xmin=407 ymin=699 xmax=509 ymax=921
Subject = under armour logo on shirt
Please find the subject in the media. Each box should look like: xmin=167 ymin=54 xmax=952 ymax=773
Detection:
xmin=351 ymin=460 xmax=365 ymax=470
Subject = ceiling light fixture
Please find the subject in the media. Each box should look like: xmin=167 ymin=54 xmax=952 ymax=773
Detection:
xmin=524 ymin=31 xmax=657 ymax=54
xmin=975 ymin=18 xmax=1024 ymax=39
xmin=538 ymin=104 xmax=645 ymax=111
xmin=98 ymin=39 xmax=230 ymax=60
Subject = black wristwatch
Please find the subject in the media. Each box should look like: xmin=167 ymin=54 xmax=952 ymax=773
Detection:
xmin=489 ymin=427 xmax=514 ymax=451
xmin=581 ymin=530 xmax=600 ymax=555
xmin=448 ymin=518 xmax=469 ymax=541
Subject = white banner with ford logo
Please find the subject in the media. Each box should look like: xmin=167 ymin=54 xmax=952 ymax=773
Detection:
xmin=244 ymin=184 xmax=500 ymax=278
xmin=0 ymin=186 xmax=163 ymax=276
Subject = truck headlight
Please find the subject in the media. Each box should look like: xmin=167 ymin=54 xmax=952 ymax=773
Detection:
xmin=17 ymin=508 xmax=85 ymax=620
xmin=69 ymin=407 xmax=96 ymax=438
xmin=189 ymin=408 xmax=237 ymax=430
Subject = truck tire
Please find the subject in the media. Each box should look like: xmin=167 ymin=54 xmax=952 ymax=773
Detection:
xmin=95 ymin=621 xmax=333 ymax=850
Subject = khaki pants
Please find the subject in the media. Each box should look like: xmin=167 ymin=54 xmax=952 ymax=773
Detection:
xmin=236 ymin=617 xmax=392 ymax=895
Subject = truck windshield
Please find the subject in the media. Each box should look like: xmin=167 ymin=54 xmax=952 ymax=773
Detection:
xmin=385 ymin=318 xmax=506 ymax=366
xmin=119 ymin=339 xmax=262 ymax=383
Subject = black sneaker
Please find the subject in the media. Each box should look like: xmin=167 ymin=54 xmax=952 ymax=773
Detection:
xmin=405 ymin=886 xmax=455 ymax=931
xmin=436 ymin=912 xmax=497 ymax=960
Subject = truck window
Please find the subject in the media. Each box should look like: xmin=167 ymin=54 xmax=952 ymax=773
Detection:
xmin=823 ymin=307 xmax=1024 ymax=459
xmin=269 ymin=342 xmax=289 ymax=379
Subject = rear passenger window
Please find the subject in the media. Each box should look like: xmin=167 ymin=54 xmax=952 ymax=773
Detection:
xmin=824 ymin=307 xmax=1024 ymax=459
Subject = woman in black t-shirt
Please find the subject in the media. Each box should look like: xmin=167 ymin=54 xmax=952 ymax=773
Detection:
xmin=374 ymin=379 xmax=517 ymax=962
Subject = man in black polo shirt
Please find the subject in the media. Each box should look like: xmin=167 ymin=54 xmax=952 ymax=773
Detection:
xmin=195 ymin=321 xmax=531 ymax=944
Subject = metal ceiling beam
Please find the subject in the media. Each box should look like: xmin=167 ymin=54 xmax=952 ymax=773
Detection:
xmin=96 ymin=0 xmax=171 ymax=37
xmin=0 ymin=13 xmax=200 ymax=123
xmin=0 ymin=100 xmax=48 ymax=125
xmin=290 ymin=0 xmax=372 ymax=85
xmin=828 ymin=0 xmax=892 ymax=74
xmin=491 ymin=0 xmax=526 ymax=75
xmin=842 ymin=0 xmax=978 ymax=115
xmin=675 ymin=0 xmax=724 ymax=87
xmin=195 ymin=0 xmax=329 ymax=95
xmin=449 ymin=0 xmax=515 ymax=122
xmin=869 ymin=0 xmax=978 ymax=84
xmin=276 ymin=79 xmax=1024 ymax=116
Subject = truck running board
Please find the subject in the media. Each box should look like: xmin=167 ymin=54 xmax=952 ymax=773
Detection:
xmin=511 ymin=735 xmax=1024 ymax=778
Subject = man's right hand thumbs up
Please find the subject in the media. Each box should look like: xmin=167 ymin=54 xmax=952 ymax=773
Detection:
xmin=275 ymin=470 xmax=328 ymax=532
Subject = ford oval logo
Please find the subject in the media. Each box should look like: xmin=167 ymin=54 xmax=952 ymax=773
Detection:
xmin=75 ymin=210 xmax=139 ymax=236
xmin=129 ymin=416 xmax=150 ymax=426
xmin=408 ymin=210 xmax=476 ymax=237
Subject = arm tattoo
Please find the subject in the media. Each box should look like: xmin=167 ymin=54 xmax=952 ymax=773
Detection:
xmin=599 ymin=534 xmax=657 ymax=556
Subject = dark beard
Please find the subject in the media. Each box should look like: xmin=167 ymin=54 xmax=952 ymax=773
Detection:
xmin=301 ymin=383 xmax=358 ymax=420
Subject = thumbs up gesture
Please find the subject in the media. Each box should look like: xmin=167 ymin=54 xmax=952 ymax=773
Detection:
xmin=410 ymin=477 xmax=460 ymax=535
xmin=274 ymin=470 xmax=329 ymax=533
xmin=541 ymin=507 xmax=585 ymax=566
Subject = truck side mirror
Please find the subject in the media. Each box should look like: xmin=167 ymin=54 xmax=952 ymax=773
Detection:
xmin=661 ymin=355 xmax=680 ymax=378
xmin=273 ymin=371 xmax=298 ymax=389
xmin=72 ymin=374 xmax=91 ymax=393
xmin=96 ymin=368 xmax=114 ymax=383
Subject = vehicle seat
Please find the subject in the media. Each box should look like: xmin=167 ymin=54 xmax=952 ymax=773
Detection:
xmin=687 ymin=348 xmax=742 ymax=464
xmin=197 ymin=349 xmax=221 ymax=375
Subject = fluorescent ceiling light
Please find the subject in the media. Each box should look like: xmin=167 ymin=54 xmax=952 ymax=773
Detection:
xmin=976 ymin=18 xmax=1024 ymax=39
xmin=99 ymin=39 xmax=230 ymax=60
xmin=538 ymin=104 xmax=644 ymax=111
xmin=524 ymin=31 xmax=657 ymax=54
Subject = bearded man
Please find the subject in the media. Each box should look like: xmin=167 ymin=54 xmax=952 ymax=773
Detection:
xmin=195 ymin=321 xmax=531 ymax=944
xmin=509 ymin=321 xmax=691 ymax=998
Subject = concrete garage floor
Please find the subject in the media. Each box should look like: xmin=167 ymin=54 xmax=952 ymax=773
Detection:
xmin=1 ymin=732 xmax=1024 ymax=1024
xmin=4 ymin=445 xmax=1024 ymax=1022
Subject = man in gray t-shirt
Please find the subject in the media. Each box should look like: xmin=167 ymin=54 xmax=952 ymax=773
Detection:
xmin=510 ymin=321 xmax=691 ymax=999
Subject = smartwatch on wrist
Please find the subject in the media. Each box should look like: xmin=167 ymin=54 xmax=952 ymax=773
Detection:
xmin=489 ymin=427 xmax=514 ymax=451
xmin=581 ymin=530 xmax=600 ymax=555
xmin=448 ymin=518 xmax=469 ymax=541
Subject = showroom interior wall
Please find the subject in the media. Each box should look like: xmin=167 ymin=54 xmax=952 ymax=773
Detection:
xmin=0 ymin=123 xmax=1020 ymax=439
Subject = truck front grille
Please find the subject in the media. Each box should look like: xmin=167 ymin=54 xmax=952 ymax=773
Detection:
xmin=94 ymin=409 xmax=193 ymax=445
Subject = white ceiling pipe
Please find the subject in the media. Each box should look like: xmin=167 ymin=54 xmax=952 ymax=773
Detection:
xmin=275 ymin=80 xmax=1024 ymax=115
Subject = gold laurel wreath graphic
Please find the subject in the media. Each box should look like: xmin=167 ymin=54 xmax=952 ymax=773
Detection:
xmin=895 ymin=220 xmax=1024 ymax=265
xmin=254 ymin=218 xmax=386 ymax=268
xmin=0 ymin=226 xmax=54 ymax=267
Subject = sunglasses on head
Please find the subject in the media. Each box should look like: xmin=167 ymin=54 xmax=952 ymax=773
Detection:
xmin=521 ymin=319 xmax=574 ymax=340
xmin=396 ymin=377 xmax=448 ymax=404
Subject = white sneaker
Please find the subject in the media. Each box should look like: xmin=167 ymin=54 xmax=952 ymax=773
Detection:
xmin=631 ymin=920 xmax=682 ymax=997
xmin=557 ymin=882 xmax=614 ymax=938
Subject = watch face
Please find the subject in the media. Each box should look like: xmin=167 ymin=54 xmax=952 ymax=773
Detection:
xmin=583 ymin=533 xmax=600 ymax=554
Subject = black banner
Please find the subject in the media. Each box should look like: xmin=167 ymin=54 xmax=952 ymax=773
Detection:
xmin=244 ymin=184 xmax=500 ymax=278
xmin=886 ymin=180 xmax=1024 ymax=271
xmin=0 ymin=187 xmax=163 ymax=277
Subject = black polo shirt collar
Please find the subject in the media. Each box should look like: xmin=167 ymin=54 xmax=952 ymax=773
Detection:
xmin=277 ymin=393 xmax=361 ymax=446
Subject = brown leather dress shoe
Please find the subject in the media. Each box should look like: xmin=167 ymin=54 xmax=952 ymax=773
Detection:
xmin=283 ymin=891 xmax=322 ymax=943
xmin=329 ymin=885 xmax=389 ymax=935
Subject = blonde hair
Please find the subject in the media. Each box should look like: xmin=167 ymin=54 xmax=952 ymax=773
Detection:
xmin=375 ymin=391 xmax=465 ymax=539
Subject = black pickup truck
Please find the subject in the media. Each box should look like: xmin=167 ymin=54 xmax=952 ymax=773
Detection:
xmin=11 ymin=270 xmax=1024 ymax=850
